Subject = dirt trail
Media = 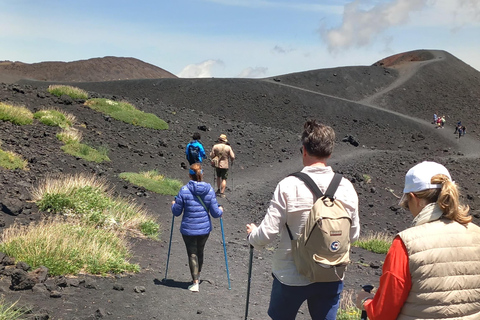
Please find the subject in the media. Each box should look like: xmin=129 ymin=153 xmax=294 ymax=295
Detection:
xmin=262 ymin=50 xmax=480 ymax=159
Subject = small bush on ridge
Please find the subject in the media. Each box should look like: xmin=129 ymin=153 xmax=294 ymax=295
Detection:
xmin=353 ymin=231 xmax=393 ymax=254
xmin=0 ymin=102 xmax=33 ymax=125
xmin=56 ymin=127 xmax=110 ymax=163
xmin=34 ymin=108 xmax=76 ymax=127
xmin=0 ymin=142 xmax=28 ymax=170
xmin=47 ymin=85 xmax=88 ymax=99
xmin=119 ymin=170 xmax=183 ymax=196
xmin=84 ymin=98 xmax=168 ymax=130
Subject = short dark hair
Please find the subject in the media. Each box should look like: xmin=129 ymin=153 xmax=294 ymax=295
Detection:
xmin=301 ymin=120 xmax=335 ymax=159
xmin=192 ymin=132 xmax=201 ymax=140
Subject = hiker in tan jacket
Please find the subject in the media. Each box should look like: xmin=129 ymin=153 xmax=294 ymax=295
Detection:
xmin=210 ymin=134 xmax=235 ymax=197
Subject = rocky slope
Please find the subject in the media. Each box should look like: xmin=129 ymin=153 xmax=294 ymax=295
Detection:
xmin=0 ymin=49 xmax=479 ymax=319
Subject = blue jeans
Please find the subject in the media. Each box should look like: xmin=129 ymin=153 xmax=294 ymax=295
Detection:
xmin=268 ymin=275 xmax=343 ymax=320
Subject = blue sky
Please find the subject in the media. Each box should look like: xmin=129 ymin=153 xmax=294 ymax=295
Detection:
xmin=1 ymin=0 xmax=479 ymax=78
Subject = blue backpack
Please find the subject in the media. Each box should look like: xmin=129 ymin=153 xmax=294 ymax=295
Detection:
xmin=187 ymin=144 xmax=201 ymax=164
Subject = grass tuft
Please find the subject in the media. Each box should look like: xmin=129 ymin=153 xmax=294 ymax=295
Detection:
xmin=119 ymin=170 xmax=183 ymax=196
xmin=47 ymin=85 xmax=88 ymax=99
xmin=0 ymin=142 xmax=28 ymax=170
xmin=34 ymin=108 xmax=76 ymax=128
xmin=56 ymin=127 xmax=110 ymax=163
xmin=0 ymin=102 xmax=33 ymax=125
xmin=84 ymin=98 xmax=168 ymax=130
xmin=32 ymin=173 xmax=160 ymax=238
xmin=0 ymin=218 xmax=139 ymax=276
xmin=337 ymin=289 xmax=362 ymax=320
xmin=0 ymin=298 xmax=27 ymax=320
xmin=353 ymin=231 xmax=393 ymax=254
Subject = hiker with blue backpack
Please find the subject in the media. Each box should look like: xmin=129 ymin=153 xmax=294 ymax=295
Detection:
xmin=246 ymin=120 xmax=360 ymax=320
xmin=185 ymin=133 xmax=206 ymax=165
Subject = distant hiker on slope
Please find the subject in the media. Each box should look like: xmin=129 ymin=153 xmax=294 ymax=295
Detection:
xmin=171 ymin=163 xmax=223 ymax=292
xmin=185 ymin=132 xmax=206 ymax=165
xmin=356 ymin=161 xmax=480 ymax=319
xmin=210 ymin=134 xmax=235 ymax=198
xmin=454 ymin=120 xmax=462 ymax=134
xmin=246 ymin=120 xmax=360 ymax=320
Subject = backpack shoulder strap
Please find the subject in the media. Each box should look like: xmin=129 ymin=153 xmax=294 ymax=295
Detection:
xmin=288 ymin=172 xmax=343 ymax=200
xmin=324 ymin=173 xmax=342 ymax=199
xmin=289 ymin=172 xmax=323 ymax=199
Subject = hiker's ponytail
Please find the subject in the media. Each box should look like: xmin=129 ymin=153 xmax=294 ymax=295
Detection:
xmin=413 ymin=174 xmax=471 ymax=225
xmin=189 ymin=163 xmax=204 ymax=182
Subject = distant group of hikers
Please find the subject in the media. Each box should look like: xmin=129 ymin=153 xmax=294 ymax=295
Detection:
xmin=168 ymin=119 xmax=480 ymax=319
xmin=434 ymin=113 xmax=467 ymax=139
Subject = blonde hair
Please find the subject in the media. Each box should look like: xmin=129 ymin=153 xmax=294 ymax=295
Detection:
xmin=189 ymin=163 xmax=203 ymax=182
xmin=411 ymin=174 xmax=471 ymax=224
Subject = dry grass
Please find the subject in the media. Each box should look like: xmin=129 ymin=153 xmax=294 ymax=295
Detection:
xmin=56 ymin=127 xmax=82 ymax=144
xmin=31 ymin=173 xmax=159 ymax=238
xmin=34 ymin=108 xmax=76 ymax=127
xmin=0 ymin=102 xmax=33 ymax=125
xmin=353 ymin=230 xmax=394 ymax=254
xmin=0 ymin=217 xmax=139 ymax=275
xmin=47 ymin=85 xmax=88 ymax=99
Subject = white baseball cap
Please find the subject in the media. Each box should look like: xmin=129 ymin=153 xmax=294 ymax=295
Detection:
xmin=399 ymin=161 xmax=452 ymax=204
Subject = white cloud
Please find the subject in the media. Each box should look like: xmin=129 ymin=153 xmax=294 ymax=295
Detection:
xmin=321 ymin=0 xmax=428 ymax=52
xmin=272 ymin=45 xmax=296 ymax=54
xmin=177 ymin=60 xmax=225 ymax=78
xmin=237 ymin=67 xmax=268 ymax=78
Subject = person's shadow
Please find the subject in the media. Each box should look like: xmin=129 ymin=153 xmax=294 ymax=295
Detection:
xmin=154 ymin=278 xmax=190 ymax=289
xmin=154 ymin=278 xmax=209 ymax=290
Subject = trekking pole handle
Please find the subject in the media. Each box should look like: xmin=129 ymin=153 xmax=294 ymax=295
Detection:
xmin=360 ymin=284 xmax=374 ymax=320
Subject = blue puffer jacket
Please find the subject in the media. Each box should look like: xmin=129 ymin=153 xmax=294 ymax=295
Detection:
xmin=171 ymin=180 xmax=223 ymax=236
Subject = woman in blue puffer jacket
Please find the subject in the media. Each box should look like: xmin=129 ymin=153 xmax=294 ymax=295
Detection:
xmin=171 ymin=163 xmax=223 ymax=292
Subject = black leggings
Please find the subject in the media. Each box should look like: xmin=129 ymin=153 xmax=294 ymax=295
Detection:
xmin=182 ymin=234 xmax=209 ymax=281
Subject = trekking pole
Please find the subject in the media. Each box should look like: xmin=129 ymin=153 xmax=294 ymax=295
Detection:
xmin=219 ymin=217 xmax=231 ymax=289
xmin=231 ymin=162 xmax=234 ymax=192
xmin=162 ymin=216 xmax=175 ymax=282
xmin=360 ymin=284 xmax=374 ymax=320
xmin=244 ymin=244 xmax=254 ymax=320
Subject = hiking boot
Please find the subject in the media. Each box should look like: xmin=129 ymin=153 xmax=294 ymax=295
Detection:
xmin=188 ymin=283 xmax=199 ymax=292
xmin=216 ymin=189 xmax=221 ymax=195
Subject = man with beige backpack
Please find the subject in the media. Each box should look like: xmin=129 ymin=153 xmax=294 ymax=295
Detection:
xmin=246 ymin=120 xmax=359 ymax=320
xmin=210 ymin=134 xmax=235 ymax=198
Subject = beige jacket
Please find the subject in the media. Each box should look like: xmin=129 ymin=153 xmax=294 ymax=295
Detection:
xmin=397 ymin=204 xmax=480 ymax=319
xmin=210 ymin=143 xmax=235 ymax=169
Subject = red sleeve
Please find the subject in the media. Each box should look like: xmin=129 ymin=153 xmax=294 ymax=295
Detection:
xmin=364 ymin=236 xmax=411 ymax=320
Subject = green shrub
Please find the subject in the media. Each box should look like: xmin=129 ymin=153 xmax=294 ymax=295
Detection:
xmin=56 ymin=128 xmax=110 ymax=163
xmin=0 ymin=218 xmax=139 ymax=276
xmin=0 ymin=147 xmax=28 ymax=170
xmin=34 ymin=109 xmax=76 ymax=127
xmin=47 ymin=85 xmax=88 ymax=99
xmin=0 ymin=298 xmax=26 ymax=320
xmin=85 ymin=98 xmax=168 ymax=130
xmin=32 ymin=173 xmax=160 ymax=238
xmin=61 ymin=142 xmax=110 ymax=163
xmin=0 ymin=102 xmax=33 ymax=125
xmin=119 ymin=170 xmax=183 ymax=196
xmin=353 ymin=231 xmax=393 ymax=254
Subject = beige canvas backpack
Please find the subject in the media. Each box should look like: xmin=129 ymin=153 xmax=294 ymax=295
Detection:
xmin=286 ymin=172 xmax=352 ymax=282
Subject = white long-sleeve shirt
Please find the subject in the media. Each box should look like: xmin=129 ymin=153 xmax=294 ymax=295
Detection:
xmin=248 ymin=165 xmax=360 ymax=286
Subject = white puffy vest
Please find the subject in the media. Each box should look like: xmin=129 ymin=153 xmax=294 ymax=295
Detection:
xmin=397 ymin=219 xmax=480 ymax=319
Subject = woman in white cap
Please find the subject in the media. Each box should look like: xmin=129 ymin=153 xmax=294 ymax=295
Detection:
xmin=356 ymin=161 xmax=480 ymax=319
